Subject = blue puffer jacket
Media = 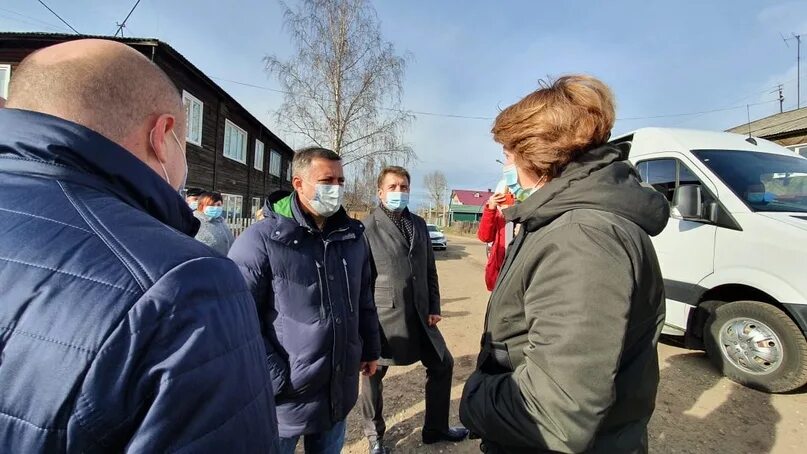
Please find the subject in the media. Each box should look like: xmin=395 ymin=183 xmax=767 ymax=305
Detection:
xmin=229 ymin=191 xmax=381 ymax=438
xmin=0 ymin=108 xmax=280 ymax=452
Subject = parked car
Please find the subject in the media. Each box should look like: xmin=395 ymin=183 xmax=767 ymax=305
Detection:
xmin=612 ymin=127 xmax=807 ymax=393
xmin=426 ymin=224 xmax=447 ymax=250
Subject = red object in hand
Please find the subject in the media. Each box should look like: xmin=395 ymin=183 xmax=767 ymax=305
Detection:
xmin=502 ymin=192 xmax=515 ymax=207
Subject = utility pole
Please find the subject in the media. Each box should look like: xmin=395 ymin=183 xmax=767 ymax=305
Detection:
xmin=442 ymin=189 xmax=449 ymax=227
xmin=783 ymin=33 xmax=802 ymax=109
xmin=772 ymin=84 xmax=784 ymax=113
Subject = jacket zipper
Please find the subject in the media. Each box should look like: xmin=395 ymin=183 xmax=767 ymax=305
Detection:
xmin=342 ymin=258 xmax=354 ymax=313
xmin=314 ymin=260 xmax=326 ymax=319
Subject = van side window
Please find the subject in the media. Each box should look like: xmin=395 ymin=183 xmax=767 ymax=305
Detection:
xmin=638 ymin=159 xmax=676 ymax=202
xmin=638 ymin=159 xmax=714 ymax=205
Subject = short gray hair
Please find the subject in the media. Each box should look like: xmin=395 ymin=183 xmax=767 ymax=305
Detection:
xmin=292 ymin=146 xmax=342 ymax=177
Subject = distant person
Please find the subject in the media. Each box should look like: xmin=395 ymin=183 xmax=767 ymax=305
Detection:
xmin=361 ymin=166 xmax=469 ymax=454
xmin=193 ymin=191 xmax=235 ymax=255
xmin=0 ymin=39 xmax=280 ymax=452
xmin=477 ymin=181 xmax=512 ymax=291
xmin=460 ymin=75 xmax=669 ymax=453
xmin=185 ymin=187 xmax=204 ymax=210
xmin=229 ymin=147 xmax=381 ymax=454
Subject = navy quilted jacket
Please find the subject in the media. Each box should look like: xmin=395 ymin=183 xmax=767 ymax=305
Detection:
xmin=228 ymin=192 xmax=380 ymax=438
xmin=0 ymin=108 xmax=280 ymax=452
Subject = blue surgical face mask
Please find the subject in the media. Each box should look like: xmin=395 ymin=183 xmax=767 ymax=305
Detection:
xmin=503 ymin=164 xmax=523 ymax=196
xmin=188 ymin=200 xmax=199 ymax=211
xmin=302 ymin=182 xmax=344 ymax=218
xmin=384 ymin=191 xmax=409 ymax=211
xmin=204 ymin=206 xmax=223 ymax=218
xmin=747 ymin=192 xmax=772 ymax=204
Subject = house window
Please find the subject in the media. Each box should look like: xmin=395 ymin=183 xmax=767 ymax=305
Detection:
xmin=251 ymin=197 xmax=262 ymax=216
xmin=269 ymin=150 xmax=282 ymax=176
xmin=254 ymin=140 xmax=265 ymax=171
xmin=223 ymin=120 xmax=247 ymax=164
xmin=182 ymin=91 xmax=203 ymax=146
xmin=286 ymin=160 xmax=292 ymax=181
xmin=787 ymin=143 xmax=807 ymax=158
xmin=221 ymin=193 xmax=243 ymax=222
xmin=0 ymin=64 xmax=11 ymax=99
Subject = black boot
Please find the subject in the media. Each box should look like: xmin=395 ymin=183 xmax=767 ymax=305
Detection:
xmin=369 ymin=439 xmax=390 ymax=454
xmin=422 ymin=426 xmax=470 ymax=444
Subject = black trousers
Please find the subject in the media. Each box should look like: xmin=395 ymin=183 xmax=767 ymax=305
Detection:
xmin=359 ymin=339 xmax=455 ymax=442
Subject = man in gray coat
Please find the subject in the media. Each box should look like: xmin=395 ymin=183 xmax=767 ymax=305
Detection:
xmin=360 ymin=166 xmax=469 ymax=454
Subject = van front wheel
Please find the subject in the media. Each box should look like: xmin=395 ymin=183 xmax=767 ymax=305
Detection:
xmin=704 ymin=300 xmax=807 ymax=393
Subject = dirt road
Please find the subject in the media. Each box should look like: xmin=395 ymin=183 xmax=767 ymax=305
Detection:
xmin=341 ymin=235 xmax=806 ymax=454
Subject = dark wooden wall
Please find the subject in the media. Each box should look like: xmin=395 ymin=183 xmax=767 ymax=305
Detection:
xmin=0 ymin=35 xmax=295 ymax=217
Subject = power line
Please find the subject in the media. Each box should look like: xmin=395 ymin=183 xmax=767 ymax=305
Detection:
xmin=210 ymin=76 xmax=495 ymax=120
xmin=0 ymin=12 xmax=65 ymax=33
xmin=0 ymin=7 xmax=68 ymax=32
xmin=618 ymin=99 xmax=779 ymax=121
xmin=36 ymin=0 xmax=79 ymax=34
xmin=212 ymin=75 xmax=785 ymax=123
xmin=115 ymin=0 xmax=142 ymax=38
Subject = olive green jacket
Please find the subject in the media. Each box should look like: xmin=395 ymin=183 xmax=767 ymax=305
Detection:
xmin=460 ymin=144 xmax=669 ymax=453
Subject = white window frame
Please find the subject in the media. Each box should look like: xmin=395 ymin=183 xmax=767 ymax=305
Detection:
xmin=223 ymin=119 xmax=248 ymax=164
xmin=251 ymin=197 xmax=262 ymax=216
xmin=254 ymin=140 xmax=265 ymax=171
xmin=0 ymin=64 xmax=11 ymax=99
xmin=286 ymin=160 xmax=292 ymax=181
xmin=221 ymin=193 xmax=243 ymax=222
xmin=182 ymin=90 xmax=203 ymax=146
xmin=787 ymin=143 xmax=807 ymax=158
xmin=269 ymin=150 xmax=282 ymax=177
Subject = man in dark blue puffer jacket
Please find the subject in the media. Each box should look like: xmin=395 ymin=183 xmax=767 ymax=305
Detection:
xmin=0 ymin=39 xmax=280 ymax=452
xmin=229 ymin=147 xmax=381 ymax=454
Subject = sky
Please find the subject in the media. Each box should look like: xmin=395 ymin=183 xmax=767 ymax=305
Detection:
xmin=2 ymin=0 xmax=807 ymax=208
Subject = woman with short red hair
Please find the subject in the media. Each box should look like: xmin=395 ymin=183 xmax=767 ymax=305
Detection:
xmin=194 ymin=191 xmax=234 ymax=255
xmin=460 ymin=75 xmax=669 ymax=454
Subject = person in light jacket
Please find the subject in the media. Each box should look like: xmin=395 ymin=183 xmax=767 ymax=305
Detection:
xmin=460 ymin=75 xmax=669 ymax=454
xmin=194 ymin=191 xmax=235 ymax=255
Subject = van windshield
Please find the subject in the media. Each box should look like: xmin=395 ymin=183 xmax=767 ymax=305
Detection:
xmin=692 ymin=149 xmax=807 ymax=213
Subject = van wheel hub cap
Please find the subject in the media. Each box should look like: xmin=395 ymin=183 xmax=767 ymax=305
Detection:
xmin=718 ymin=317 xmax=783 ymax=375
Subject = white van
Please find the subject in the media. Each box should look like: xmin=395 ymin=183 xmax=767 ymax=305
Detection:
xmin=612 ymin=127 xmax=807 ymax=392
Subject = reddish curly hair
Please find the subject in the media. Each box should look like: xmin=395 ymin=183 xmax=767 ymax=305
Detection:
xmin=492 ymin=75 xmax=616 ymax=179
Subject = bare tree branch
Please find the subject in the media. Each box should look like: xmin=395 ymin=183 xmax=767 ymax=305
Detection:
xmin=423 ymin=171 xmax=448 ymax=210
xmin=265 ymin=0 xmax=413 ymax=169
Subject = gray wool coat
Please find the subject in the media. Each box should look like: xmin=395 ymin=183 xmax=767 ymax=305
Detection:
xmin=194 ymin=211 xmax=234 ymax=256
xmin=363 ymin=207 xmax=447 ymax=366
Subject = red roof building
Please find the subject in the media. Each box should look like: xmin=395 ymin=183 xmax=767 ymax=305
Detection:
xmin=448 ymin=189 xmax=494 ymax=223
xmin=451 ymin=189 xmax=495 ymax=206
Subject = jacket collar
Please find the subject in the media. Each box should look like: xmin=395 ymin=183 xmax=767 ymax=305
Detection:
xmin=371 ymin=205 xmax=416 ymax=251
xmin=0 ymin=108 xmax=199 ymax=236
xmin=263 ymin=191 xmax=360 ymax=246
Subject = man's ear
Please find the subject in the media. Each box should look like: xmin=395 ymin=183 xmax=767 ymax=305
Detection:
xmin=149 ymin=114 xmax=176 ymax=164
xmin=292 ymin=175 xmax=304 ymax=193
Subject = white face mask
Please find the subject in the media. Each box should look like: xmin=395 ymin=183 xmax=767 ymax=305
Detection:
xmin=302 ymin=181 xmax=344 ymax=218
xmin=152 ymin=129 xmax=187 ymax=194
